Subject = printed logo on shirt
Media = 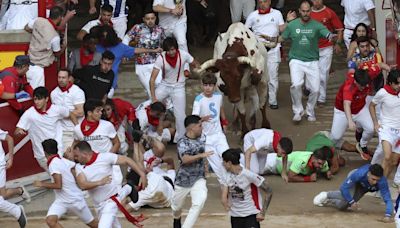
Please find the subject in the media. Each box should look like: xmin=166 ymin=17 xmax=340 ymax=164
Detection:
xmin=209 ymin=102 xmax=217 ymax=119
xmin=229 ymin=185 xmax=245 ymax=201
xmin=83 ymin=135 xmax=103 ymax=141
xmin=296 ymin=28 xmax=300 ymax=34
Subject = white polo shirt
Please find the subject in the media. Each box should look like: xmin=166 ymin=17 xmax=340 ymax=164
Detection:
xmin=372 ymin=87 xmax=400 ymax=129
xmin=153 ymin=50 xmax=193 ymax=85
xmin=341 ymin=0 xmax=375 ymax=29
xmin=51 ymin=85 xmax=85 ymax=131
xmin=76 ymin=153 xmax=119 ymax=206
xmin=48 ymin=157 xmax=84 ymax=203
xmin=192 ymin=92 xmax=224 ymax=136
xmin=17 ymin=105 xmax=69 ymax=159
xmin=74 ymin=120 xmax=117 ymax=153
xmin=224 ymin=168 xmax=264 ymax=217
xmin=245 ymin=9 xmax=284 ymax=52
xmin=153 ymin=0 xmax=187 ymax=27
xmin=243 ymin=128 xmax=274 ymax=153
xmin=0 ymin=129 xmax=8 ymax=166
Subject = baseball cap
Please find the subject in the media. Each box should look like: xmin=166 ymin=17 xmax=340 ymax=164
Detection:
xmin=14 ymin=55 xmax=33 ymax=66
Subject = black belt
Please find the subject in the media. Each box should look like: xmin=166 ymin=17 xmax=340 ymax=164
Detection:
xmin=163 ymin=176 xmax=174 ymax=189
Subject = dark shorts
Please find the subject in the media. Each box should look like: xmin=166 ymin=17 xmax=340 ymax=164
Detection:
xmin=231 ymin=214 xmax=260 ymax=228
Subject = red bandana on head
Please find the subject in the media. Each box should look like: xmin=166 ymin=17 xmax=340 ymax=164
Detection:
xmin=384 ymin=84 xmax=400 ymax=96
xmin=145 ymin=106 xmax=160 ymax=126
xmin=258 ymin=7 xmax=271 ymax=14
xmin=34 ymin=101 xmax=51 ymax=115
xmin=80 ymin=119 xmax=100 ymax=136
xmin=59 ymin=82 xmax=73 ymax=93
xmin=47 ymin=154 xmax=60 ymax=167
xmin=79 ymin=47 xmax=94 ymax=67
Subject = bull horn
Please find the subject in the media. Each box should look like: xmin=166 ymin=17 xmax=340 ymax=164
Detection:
xmin=196 ymin=59 xmax=217 ymax=74
xmin=237 ymin=56 xmax=256 ymax=68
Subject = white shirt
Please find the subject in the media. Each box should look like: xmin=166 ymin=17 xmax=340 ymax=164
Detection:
xmin=341 ymin=0 xmax=375 ymax=29
xmin=135 ymin=100 xmax=152 ymax=132
xmin=27 ymin=18 xmax=61 ymax=52
xmin=224 ymin=168 xmax=264 ymax=217
xmin=51 ymin=85 xmax=85 ymax=131
xmin=0 ymin=3 xmax=37 ymax=30
xmin=76 ymin=153 xmax=118 ymax=206
xmin=17 ymin=105 xmax=69 ymax=158
xmin=372 ymin=88 xmax=400 ymax=129
xmin=0 ymin=129 xmax=8 ymax=166
xmin=153 ymin=0 xmax=187 ymax=28
xmin=245 ymin=9 xmax=284 ymax=52
xmin=74 ymin=120 xmax=117 ymax=153
xmin=101 ymin=0 xmax=127 ymax=18
xmin=48 ymin=157 xmax=84 ymax=203
xmin=192 ymin=92 xmax=224 ymax=136
xmin=243 ymin=128 xmax=274 ymax=154
xmin=154 ymin=50 xmax=193 ymax=85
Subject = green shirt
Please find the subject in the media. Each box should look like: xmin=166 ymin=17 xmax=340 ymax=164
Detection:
xmin=276 ymin=151 xmax=329 ymax=175
xmin=281 ymin=18 xmax=330 ymax=62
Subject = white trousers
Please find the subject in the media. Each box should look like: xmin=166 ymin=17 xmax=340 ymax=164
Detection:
xmin=267 ymin=50 xmax=281 ymax=106
xmin=155 ymin=82 xmax=186 ymax=142
xmin=289 ymin=59 xmax=320 ymax=117
xmin=111 ymin=16 xmax=128 ymax=40
xmin=230 ymin=0 xmax=255 ymax=23
xmin=343 ymin=28 xmax=353 ymax=49
xmin=318 ymin=46 xmax=333 ymax=103
xmin=371 ymin=126 xmax=400 ymax=164
xmin=96 ymin=184 xmax=132 ymax=228
xmin=135 ymin=63 xmax=162 ymax=98
xmin=205 ymin=133 xmax=229 ymax=184
xmin=0 ymin=196 xmax=20 ymax=219
xmin=172 ymin=178 xmax=208 ymax=228
xmin=330 ymin=106 xmax=374 ymax=148
xmin=26 ymin=65 xmax=45 ymax=89
xmin=47 ymin=199 xmax=94 ymax=224
xmin=164 ymin=22 xmax=188 ymax=52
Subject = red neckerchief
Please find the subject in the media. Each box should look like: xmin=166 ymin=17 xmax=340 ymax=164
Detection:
xmin=47 ymin=18 xmax=57 ymax=30
xmin=272 ymin=131 xmax=281 ymax=152
xmin=47 ymin=154 xmax=60 ymax=167
xmin=100 ymin=18 xmax=113 ymax=26
xmin=84 ymin=152 xmax=99 ymax=168
xmin=307 ymin=156 xmax=315 ymax=171
xmin=79 ymin=47 xmax=94 ymax=67
xmin=384 ymin=84 xmax=400 ymax=96
xmin=108 ymin=112 xmax=120 ymax=130
xmin=34 ymin=102 xmax=51 ymax=115
xmin=146 ymin=156 xmax=158 ymax=168
xmin=145 ymin=106 xmax=160 ymax=126
xmin=258 ymin=7 xmax=271 ymax=14
xmin=59 ymin=82 xmax=73 ymax=93
xmin=80 ymin=119 xmax=100 ymax=136
xmin=165 ymin=50 xmax=180 ymax=68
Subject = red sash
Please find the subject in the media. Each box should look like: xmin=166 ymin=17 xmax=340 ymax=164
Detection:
xmin=110 ymin=194 xmax=146 ymax=227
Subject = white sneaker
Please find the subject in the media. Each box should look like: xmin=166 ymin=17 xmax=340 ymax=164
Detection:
xmin=313 ymin=191 xmax=328 ymax=206
xmin=292 ymin=112 xmax=303 ymax=122
xmin=307 ymin=115 xmax=316 ymax=122
xmin=20 ymin=186 xmax=31 ymax=203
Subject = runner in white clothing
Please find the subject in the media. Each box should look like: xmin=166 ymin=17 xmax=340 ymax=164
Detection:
xmin=15 ymin=87 xmax=76 ymax=171
xmin=341 ymin=0 xmax=376 ymax=48
xmin=51 ymin=69 xmax=85 ymax=155
xmin=221 ymin=148 xmax=272 ymax=228
xmin=192 ymin=73 xmax=230 ymax=184
xmin=370 ymin=70 xmax=400 ymax=177
xmin=73 ymin=141 xmax=148 ymax=228
xmin=245 ymin=0 xmax=286 ymax=109
xmin=150 ymin=37 xmax=199 ymax=142
xmin=33 ymin=139 xmax=97 ymax=228
xmin=0 ymin=129 xmax=29 ymax=228
xmin=73 ymin=99 xmax=122 ymax=185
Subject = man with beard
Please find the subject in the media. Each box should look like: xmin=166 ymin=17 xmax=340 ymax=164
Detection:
xmin=264 ymin=0 xmax=335 ymax=122
xmin=77 ymin=4 xmax=114 ymax=41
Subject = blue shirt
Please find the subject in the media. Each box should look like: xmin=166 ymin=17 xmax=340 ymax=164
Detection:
xmin=340 ymin=164 xmax=393 ymax=216
xmin=96 ymin=43 xmax=135 ymax=88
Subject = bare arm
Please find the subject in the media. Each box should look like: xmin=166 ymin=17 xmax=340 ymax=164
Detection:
xmin=89 ymin=0 xmax=97 ymax=14
xmin=110 ymin=136 xmax=121 ymax=154
xmin=134 ymin=47 xmax=162 ymax=55
xmin=76 ymin=173 xmax=111 ymax=190
xmin=116 ymin=155 xmax=147 ymax=188
xmin=287 ymin=171 xmax=316 ymax=182
xmin=346 ymin=41 xmax=358 ymax=61
xmin=153 ymin=4 xmax=182 ymax=16
xmin=343 ymin=100 xmax=355 ymax=130
xmin=258 ymin=180 xmax=273 ymax=217
xmin=369 ymin=101 xmax=379 ymax=132
xmin=281 ymin=155 xmax=288 ymax=182
xmin=245 ymin=146 xmax=257 ymax=170
xmin=150 ymin=68 xmax=160 ymax=102
xmin=181 ymin=151 xmax=213 ymax=165
xmin=367 ymin=9 xmax=376 ymax=31
xmin=221 ymin=185 xmax=230 ymax=211
xmin=5 ymin=135 xmax=14 ymax=169
xmin=72 ymin=104 xmax=84 ymax=118
xmin=132 ymin=142 xmax=145 ymax=171
xmin=33 ymin=173 xmax=62 ymax=189
xmin=76 ymin=30 xmax=88 ymax=41
xmin=329 ymin=155 xmax=340 ymax=175
xmin=24 ymin=24 xmax=32 ymax=33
